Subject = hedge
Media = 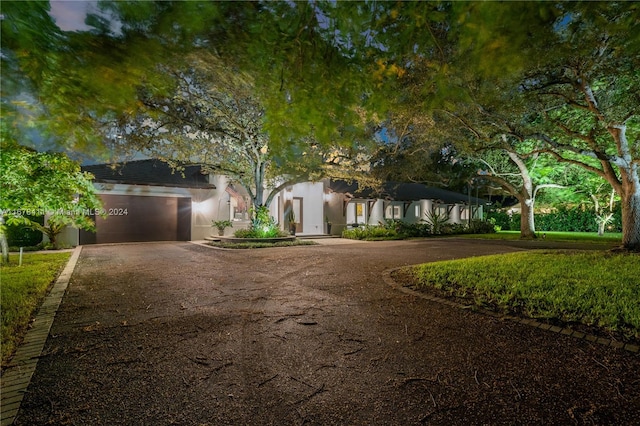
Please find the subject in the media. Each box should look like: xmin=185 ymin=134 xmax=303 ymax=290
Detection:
xmin=487 ymin=206 xmax=622 ymax=233
xmin=4 ymin=216 xmax=44 ymax=248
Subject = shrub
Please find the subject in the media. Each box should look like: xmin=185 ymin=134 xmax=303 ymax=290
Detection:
xmin=342 ymin=224 xmax=400 ymax=240
xmin=233 ymin=206 xmax=289 ymax=238
xmin=423 ymin=209 xmax=449 ymax=234
xmin=385 ymin=219 xmax=432 ymax=237
xmin=4 ymin=215 xmax=43 ymax=248
xmin=487 ymin=205 xmax=623 ymax=233
xmin=467 ymin=219 xmax=497 ymax=234
xmin=486 ymin=210 xmax=518 ymax=231
xmin=440 ymin=223 xmax=467 ymax=235
xmin=341 ymin=218 xmax=495 ymax=240
xmin=233 ymin=227 xmax=290 ymax=239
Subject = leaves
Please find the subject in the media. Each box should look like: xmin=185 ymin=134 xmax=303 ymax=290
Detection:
xmin=0 ymin=134 xmax=103 ymax=235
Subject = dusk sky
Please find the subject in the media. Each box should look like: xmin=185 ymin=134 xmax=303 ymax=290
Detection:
xmin=49 ymin=0 xmax=99 ymax=32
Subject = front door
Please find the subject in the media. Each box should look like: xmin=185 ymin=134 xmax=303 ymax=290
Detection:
xmin=292 ymin=197 xmax=303 ymax=232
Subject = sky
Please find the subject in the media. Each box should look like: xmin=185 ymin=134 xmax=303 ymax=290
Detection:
xmin=49 ymin=0 xmax=121 ymax=34
xmin=48 ymin=1 xmax=95 ymax=32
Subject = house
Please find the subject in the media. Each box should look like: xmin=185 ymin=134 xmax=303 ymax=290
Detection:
xmin=61 ymin=159 xmax=236 ymax=245
xmin=282 ymin=179 xmax=489 ymax=236
xmin=58 ymin=160 xmax=489 ymax=245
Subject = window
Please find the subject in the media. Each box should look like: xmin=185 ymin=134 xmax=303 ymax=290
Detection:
xmin=414 ymin=204 xmax=421 ymax=218
xmin=355 ymin=202 xmax=366 ymax=224
xmin=385 ymin=204 xmax=402 ymax=219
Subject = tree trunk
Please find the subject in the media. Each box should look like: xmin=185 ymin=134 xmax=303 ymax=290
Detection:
xmin=0 ymin=217 xmax=8 ymax=264
xmin=620 ymin=176 xmax=640 ymax=251
xmin=520 ymin=198 xmax=537 ymax=239
xmin=0 ymin=232 xmax=9 ymax=264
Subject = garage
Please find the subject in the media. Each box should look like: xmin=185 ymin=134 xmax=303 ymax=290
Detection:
xmin=79 ymin=194 xmax=191 ymax=244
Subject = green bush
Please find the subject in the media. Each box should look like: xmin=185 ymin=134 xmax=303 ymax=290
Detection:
xmin=467 ymin=219 xmax=497 ymax=234
xmin=486 ymin=210 xmax=519 ymax=231
xmin=440 ymin=223 xmax=467 ymax=235
xmin=382 ymin=219 xmax=427 ymax=237
xmin=341 ymin=218 xmax=496 ymax=240
xmin=4 ymin=215 xmax=43 ymax=248
xmin=233 ymin=205 xmax=289 ymax=238
xmin=233 ymin=227 xmax=290 ymax=238
xmin=423 ymin=209 xmax=449 ymax=234
xmin=342 ymin=224 xmax=401 ymax=240
xmin=487 ymin=205 xmax=623 ymax=233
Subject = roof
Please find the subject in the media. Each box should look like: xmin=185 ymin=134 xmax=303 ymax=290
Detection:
xmin=82 ymin=159 xmax=215 ymax=189
xmin=329 ymin=180 xmax=489 ymax=205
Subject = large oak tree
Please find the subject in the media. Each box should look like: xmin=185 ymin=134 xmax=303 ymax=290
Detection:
xmin=109 ymin=50 xmax=376 ymax=210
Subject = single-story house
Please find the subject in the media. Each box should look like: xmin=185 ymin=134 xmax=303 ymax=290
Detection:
xmin=325 ymin=180 xmax=488 ymax=235
xmin=58 ymin=159 xmax=489 ymax=245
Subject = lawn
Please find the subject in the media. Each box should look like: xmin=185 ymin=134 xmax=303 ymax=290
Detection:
xmin=409 ymin=250 xmax=640 ymax=340
xmin=464 ymin=230 xmax=623 ymax=243
xmin=1 ymin=252 xmax=71 ymax=366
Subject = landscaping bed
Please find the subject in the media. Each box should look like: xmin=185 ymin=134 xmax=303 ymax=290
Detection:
xmin=206 ymin=238 xmax=317 ymax=249
xmin=209 ymin=235 xmax=297 ymax=244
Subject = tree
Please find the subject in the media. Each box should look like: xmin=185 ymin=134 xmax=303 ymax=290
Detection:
xmin=432 ymin=100 xmax=569 ymax=239
xmin=456 ymin=1 xmax=640 ymax=249
xmin=106 ymin=50 xmax=377 ymax=212
xmin=0 ymin=138 xmax=103 ymax=263
xmin=2 ymin=1 xmax=389 ymax=216
xmin=383 ymin=1 xmax=638 ymax=247
xmin=1 ymin=1 xmax=387 ymax=153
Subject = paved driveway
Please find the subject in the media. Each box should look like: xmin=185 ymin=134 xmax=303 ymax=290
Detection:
xmin=12 ymin=239 xmax=640 ymax=425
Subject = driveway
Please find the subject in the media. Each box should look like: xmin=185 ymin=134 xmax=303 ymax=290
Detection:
xmin=13 ymin=239 xmax=640 ymax=425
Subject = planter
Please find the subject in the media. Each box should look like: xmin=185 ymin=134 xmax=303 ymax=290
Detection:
xmin=215 ymin=236 xmax=297 ymax=244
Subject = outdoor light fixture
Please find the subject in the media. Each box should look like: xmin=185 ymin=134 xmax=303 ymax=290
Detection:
xmin=284 ymin=190 xmax=293 ymax=201
xmin=192 ymin=201 xmax=208 ymax=214
xmin=323 ymin=192 xmax=331 ymax=203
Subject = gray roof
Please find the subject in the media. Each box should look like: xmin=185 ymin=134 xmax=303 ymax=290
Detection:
xmin=329 ymin=180 xmax=489 ymax=205
xmin=82 ymin=159 xmax=215 ymax=189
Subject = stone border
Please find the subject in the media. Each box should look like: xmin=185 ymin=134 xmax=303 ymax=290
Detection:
xmin=1 ymin=246 xmax=83 ymax=426
xmin=382 ymin=267 xmax=639 ymax=355
xmin=206 ymin=235 xmax=297 ymax=243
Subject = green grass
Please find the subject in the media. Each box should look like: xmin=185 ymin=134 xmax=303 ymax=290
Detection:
xmin=1 ymin=252 xmax=71 ymax=366
xmin=207 ymin=240 xmax=318 ymax=249
xmin=410 ymin=251 xmax=640 ymax=339
xmin=463 ymin=230 xmax=623 ymax=243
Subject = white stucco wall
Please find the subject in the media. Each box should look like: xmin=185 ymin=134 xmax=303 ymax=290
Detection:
xmin=277 ymin=181 xmax=325 ymax=235
xmin=449 ymin=203 xmax=462 ymax=224
xmin=403 ymin=201 xmax=422 ymax=223
xmin=369 ymin=200 xmax=385 ymax=225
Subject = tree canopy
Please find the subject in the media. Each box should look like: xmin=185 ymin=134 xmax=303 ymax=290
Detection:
xmin=0 ymin=136 xmax=102 ymax=262
xmin=2 ymin=1 xmax=638 ymax=248
xmin=109 ymin=49 xmax=376 ymax=209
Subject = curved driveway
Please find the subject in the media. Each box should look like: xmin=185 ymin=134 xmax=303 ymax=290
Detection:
xmin=14 ymin=239 xmax=640 ymax=425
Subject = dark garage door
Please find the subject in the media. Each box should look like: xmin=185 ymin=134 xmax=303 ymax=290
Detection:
xmin=80 ymin=194 xmax=191 ymax=244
